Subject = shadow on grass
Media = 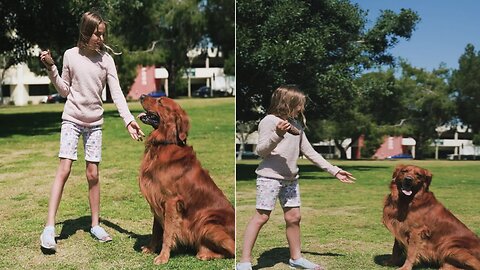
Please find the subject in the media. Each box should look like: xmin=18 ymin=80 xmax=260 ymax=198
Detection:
xmin=236 ymin=163 xmax=390 ymax=182
xmin=0 ymin=111 xmax=62 ymax=138
xmin=43 ymin=216 xmax=197 ymax=258
xmin=38 ymin=216 xmax=150 ymax=255
xmin=373 ymin=254 xmax=439 ymax=269
xmin=0 ymin=110 xmax=123 ymax=138
xmin=253 ymin=247 xmax=344 ymax=269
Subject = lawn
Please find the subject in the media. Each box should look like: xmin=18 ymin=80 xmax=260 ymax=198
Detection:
xmin=236 ymin=159 xmax=480 ymax=270
xmin=0 ymin=97 xmax=235 ymax=270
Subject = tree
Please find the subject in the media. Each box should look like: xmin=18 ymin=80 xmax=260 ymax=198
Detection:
xmin=236 ymin=0 xmax=420 ymax=159
xmin=1 ymin=0 xmax=231 ymax=98
xmin=451 ymin=44 xmax=480 ymax=144
xmin=203 ymin=0 xmax=235 ymax=75
xmin=394 ymin=62 xmax=454 ymax=159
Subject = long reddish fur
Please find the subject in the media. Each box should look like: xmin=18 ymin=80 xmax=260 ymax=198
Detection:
xmin=383 ymin=164 xmax=480 ymax=270
xmin=138 ymin=96 xmax=234 ymax=264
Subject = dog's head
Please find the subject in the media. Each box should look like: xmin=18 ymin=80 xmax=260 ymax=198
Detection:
xmin=138 ymin=95 xmax=190 ymax=145
xmin=391 ymin=164 xmax=432 ymax=197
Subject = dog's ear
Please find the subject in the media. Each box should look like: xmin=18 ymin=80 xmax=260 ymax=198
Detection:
xmin=175 ymin=109 xmax=190 ymax=143
xmin=392 ymin=164 xmax=404 ymax=180
xmin=423 ymin=168 xmax=433 ymax=190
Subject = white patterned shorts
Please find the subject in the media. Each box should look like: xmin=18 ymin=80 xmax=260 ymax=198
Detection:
xmin=256 ymin=176 xmax=301 ymax=211
xmin=59 ymin=121 xmax=102 ymax=162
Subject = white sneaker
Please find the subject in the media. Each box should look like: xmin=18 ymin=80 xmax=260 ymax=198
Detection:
xmin=40 ymin=226 xmax=56 ymax=250
xmin=236 ymin=262 xmax=252 ymax=270
xmin=289 ymin=257 xmax=324 ymax=269
xmin=90 ymin=225 xmax=112 ymax=242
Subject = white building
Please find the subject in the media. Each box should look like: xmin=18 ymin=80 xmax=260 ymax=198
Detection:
xmin=1 ymin=63 xmax=50 ymax=105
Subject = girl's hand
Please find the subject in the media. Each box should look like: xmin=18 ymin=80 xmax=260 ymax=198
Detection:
xmin=40 ymin=50 xmax=55 ymax=70
xmin=127 ymin=121 xmax=145 ymax=141
xmin=275 ymin=120 xmax=291 ymax=137
xmin=335 ymin=170 xmax=356 ymax=184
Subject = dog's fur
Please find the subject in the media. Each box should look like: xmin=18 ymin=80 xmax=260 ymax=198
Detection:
xmin=137 ymin=95 xmax=235 ymax=265
xmin=382 ymin=164 xmax=480 ymax=270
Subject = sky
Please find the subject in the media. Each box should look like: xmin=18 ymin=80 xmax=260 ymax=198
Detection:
xmin=350 ymin=0 xmax=480 ymax=71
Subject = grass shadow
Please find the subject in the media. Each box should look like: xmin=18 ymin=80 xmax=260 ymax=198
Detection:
xmin=254 ymin=247 xmax=344 ymax=269
xmin=0 ymin=111 xmax=62 ymax=138
xmin=109 ymin=217 xmax=199 ymax=258
xmin=373 ymin=254 xmax=439 ymax=269
xmin=51 ymin=216 xmax=150 ymax=253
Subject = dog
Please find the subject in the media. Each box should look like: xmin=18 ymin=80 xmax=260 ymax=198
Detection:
xmin=137 ymin=95 xmax=235 ymax=265
xmin=382 ymin=164 xmax=480 ymax=270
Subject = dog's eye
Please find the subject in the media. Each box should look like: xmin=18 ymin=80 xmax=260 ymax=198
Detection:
xmin=401 ymin=169 xmax=408 ymax=173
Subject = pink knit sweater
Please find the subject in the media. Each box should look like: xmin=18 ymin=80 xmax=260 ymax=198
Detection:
xmin=255 ymin=114 xmax=341 ymax=180
xmin=48 ymin=47 xmax=134 ymax=127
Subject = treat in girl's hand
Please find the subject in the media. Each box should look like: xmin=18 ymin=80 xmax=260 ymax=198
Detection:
xmin=287 ymin=118 xmax=301 ymax=135
xmin=42 ymin=50 xmax=55 ymax=66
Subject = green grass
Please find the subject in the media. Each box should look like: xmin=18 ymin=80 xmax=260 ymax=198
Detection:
xmin=236 ymin=159 xmax=480 ymax=270
xmin=0 ymin=97 xmax=235 ymax=270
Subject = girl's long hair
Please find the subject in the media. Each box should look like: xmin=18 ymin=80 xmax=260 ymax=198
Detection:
xmin=267 ymin=84 xmax=306 ymax=126
xmin=77 ymin=11 xmax=120 ymax=55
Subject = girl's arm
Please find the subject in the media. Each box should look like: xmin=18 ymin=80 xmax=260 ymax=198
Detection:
xmin=300 ymin=133 xmax=355 ymax=183
xmin=300 ymin=132 xmax=341 ymax=176
xmin=42 ymin=50 xmax=71 ymax=97
xmin=255 ymin=116 xmax=285 ymax=157
xmin=105 ymin=56 xmax=135 ymax=127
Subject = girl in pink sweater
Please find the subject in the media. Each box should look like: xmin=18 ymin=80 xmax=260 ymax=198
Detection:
xmin=39 ymin=11 xmax=144 ymax=251
xmin=237 ymin=85 xmax=356 ymax=270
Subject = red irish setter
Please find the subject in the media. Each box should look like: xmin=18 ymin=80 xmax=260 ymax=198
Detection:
xmin=383 ymin=164 xmax=480 ymax=270
xmin=137 ymin=95 xmax=235 ymax=265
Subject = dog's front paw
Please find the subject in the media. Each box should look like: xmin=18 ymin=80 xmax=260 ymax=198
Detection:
xmin=196 ymin=252 xmax=223 ymax=261
xmin=153 ymin=253 xmax=170 ymax=265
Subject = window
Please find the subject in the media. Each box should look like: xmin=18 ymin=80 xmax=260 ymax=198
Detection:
xmin=1 ymin=84 xmax=10 ymax=97
xmin=29 ymin=84 xmax=50 ymax=96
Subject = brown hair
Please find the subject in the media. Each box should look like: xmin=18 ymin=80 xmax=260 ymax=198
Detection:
xmin=77 ymin=11 xmax=105 ymax=51
xmin=77 ymin=11 xmax=119 ymax=55
xmin=267 ymin=84 xmax=306 ymax=124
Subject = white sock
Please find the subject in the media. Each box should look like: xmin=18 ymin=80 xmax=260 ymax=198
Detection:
xmin=44 ymin=225 xmax=55 ymax=232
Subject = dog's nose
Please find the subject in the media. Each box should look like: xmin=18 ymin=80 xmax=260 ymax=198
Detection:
xmin=404 ymin=176 xmax=413 ymax=184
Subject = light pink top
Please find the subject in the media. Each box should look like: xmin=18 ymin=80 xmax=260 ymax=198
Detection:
xmin=255 ymin=114 xmax=341 ymax=180
xmin=48 ymin=47 xmax=134 ymax=127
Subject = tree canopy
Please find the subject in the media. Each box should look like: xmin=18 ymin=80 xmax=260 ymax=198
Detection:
xmin=1 ymin=0 xmax=234 ymax=96
xmin=236 ymin=0 xmax=420 ymax=159
xmin=451 ymin=44 xmax=480 ymax=144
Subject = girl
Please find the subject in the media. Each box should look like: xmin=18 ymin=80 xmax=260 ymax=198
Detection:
xmin=236 ymin=85 xmax=356 ymax=270
xmin=39 ymin=11 xmax=144 ymax=251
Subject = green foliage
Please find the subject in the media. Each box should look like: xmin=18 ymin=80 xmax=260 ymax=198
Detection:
xmin=236 ymin=0 xmax=419 ymax=122
xmin=0 ymin=98 xmax=234 ymax=269
xmin=236 ymin=0 xmax=419 ymax=159
xmin=395 ymin=61 xmax=454 ymax=159
xmin=1 ymin=0 xmax=234 ymax=96
xmin=204 ymin=0 xmax=235 ymax=75
xmin=451 ymin=44 xmax=480 ymax=133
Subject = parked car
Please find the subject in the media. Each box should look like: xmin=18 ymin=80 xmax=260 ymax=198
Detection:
xmin=193 ymin=86 xmax=230 ymax=98
xmin=42 ymin=93 xmax=67 ymax=103
xmin=387 ymin=153 xmax=413 ymax=159
xmin=147 ymin=91 xmax=167 ymax=98
xmin=193 ymin=86 xmax=211 ymax=98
